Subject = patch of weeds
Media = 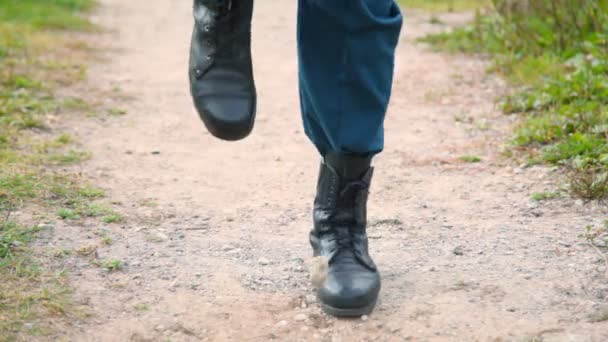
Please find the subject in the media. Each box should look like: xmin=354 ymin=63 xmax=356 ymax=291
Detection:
xmin=0 ymin=0 xmax=96 ymax=31
xmin=531 ymin=191 xmax=560 ymax=201
xmin=566 ymin=162 xmax=608 ymax=200
xmin=0 ymin=220 xmax=74 ymax=338
xmin=454 ymin=113 xmax=474 ymax=123
xmin=139 ymin=198 xmax=158 ymax=208
xmin=75 ymin=245 xmax=97 ymax=257
xmin=474 ymin=118 xmax=492 ymax=131
xmin=77 ymin=186 xmax=105 ymax=199
xmin=459 ymin=155 xmax=482 ymax=163
xmin=420 ymin=0 xmax=608 ymax=199
xmin=77 ymin=203 xmax=111 ymax=217
xmin=589 ymin=307 xmax=608 ymax=323
xmin=102 ymin=213 xmax=122 ymax=224
xmin=429 ymin=15 xmax=443 ymax=25
xmin=107 ymin=108 xmax=127 ymax=116
xmin=56 ymin=201 xmax=121 ymax=224
xmin=0 ymin=0 xmax=101 ymax=339
xmin=582 ymin=224 xmax=608 ymax=277
xmin=57 ymin=208 xmax=80 ymax=220
xmin=55 ymin=133 xmax=73 ymax=146
xmin=61 ymin=97 xmax=92 ymax=111
xmin=133 ymin=303 xmax=150 ymax=311
xmin=93 ymin=258 xmax=122 ymax=272
xmin=95 ymin=230 xmax=113 ymax=245
xmin=49 ymin=150 xmax=90 ymax=164
xmin=52 ymin=249 xmax=73 ymax=258
xmin=100 ymin=234 xmax=112 ymax=246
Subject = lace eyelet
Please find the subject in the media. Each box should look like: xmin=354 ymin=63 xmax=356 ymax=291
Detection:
xmin=204 ymin=25 xmax=211 ymax=32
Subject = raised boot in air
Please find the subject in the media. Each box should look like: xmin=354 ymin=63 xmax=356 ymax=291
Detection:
xmin=310 ymin=153 xmax=381 ymax=317
xmin=189 ymin=0 xmax=256 ymax=141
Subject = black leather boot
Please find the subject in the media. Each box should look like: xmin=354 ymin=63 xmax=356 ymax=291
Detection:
xmin=310 ymin=153 xmax=380 ymax=317
xmin=189 ymin=0 xmax=256 ymax=141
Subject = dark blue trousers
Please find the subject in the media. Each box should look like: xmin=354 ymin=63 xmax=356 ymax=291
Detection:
xmin=297 ymin=0 xmax=403 ymax=156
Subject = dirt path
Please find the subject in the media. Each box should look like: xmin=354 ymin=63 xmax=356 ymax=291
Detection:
xmin=54 ymin=0 xmax=608 ymax=341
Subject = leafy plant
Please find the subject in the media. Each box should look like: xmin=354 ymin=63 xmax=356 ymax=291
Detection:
xmin=420 ymin=0 xmax=608 ymax=198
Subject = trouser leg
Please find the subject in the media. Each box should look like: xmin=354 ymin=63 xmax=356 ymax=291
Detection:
xmin=297 ymin=0 xmax=403 ymax=156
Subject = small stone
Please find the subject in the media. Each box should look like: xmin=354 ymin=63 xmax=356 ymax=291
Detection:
xmin=226 ymin=248 xmax=241 ymax=255
xmin=305 ymin=295 xmax=317 ymax=305
xmin=10 ymin=240 xmax=23 ymax=247
xmin=222 ymin=244 xmax=235 ymax=252
xmin=155 ymin=324 xmax=165 ymax=331
xmin=368 ymin=233 xmax=382 ymax=239
xmin=527 ymin=202 xmax=539 ymax=209
xmin=594 ymin=239 xmax=606 ymax=248
xmin=575 ymin=199 xmax=584 ymax=206
xmin=361 ymin=315 xmax=369 ymax=321
xmin=273 ymin=320 xmax=289 ymax=332
xmin=258 ymin=257 xmax=270 ymax=265
xmin=301 ymin=326 xmax=310 ymax=332
xmin=453 ymin=246 xmax=465 ymax=256
xmin=150 ymin=231 xmax=168 ymax=242
xmin=294 ymin=313 xmax=307 ymax=321
xmin=388 ymin=325 xmax=401 ymax=334
xmin=151 ymin=151 xmax=161 ymax=155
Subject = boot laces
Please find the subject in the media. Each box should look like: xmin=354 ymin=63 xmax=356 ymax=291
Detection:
xmin=199 ymin=0 xmax=248 ymax=62
xmin=326 ymin=180 xmax=369 ymax=265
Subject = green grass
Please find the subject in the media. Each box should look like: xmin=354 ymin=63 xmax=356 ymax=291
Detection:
xmin=459 ymin=155 xmax=482 ymax=163
xmin=107 ymin=108 xmax=127 ymax=116
xmin=399 ymin=0 xmax=490 ymax=12
xmin=102 ymin=213 xmax=123 ymax=224
xmin=531 ymin=191 xmax=560 ymax=201
xmin=133 ymin=303 xmax=150 ymax=311
xmin=420 ymin=0 xmax=608 ymax=199
xmin=0 ymin=0 xmax=107 ymax=339
xmin=92 ymin=258 xmax=122 ymax=272
xmin=0 ymin=0 xmax=95 ymax=30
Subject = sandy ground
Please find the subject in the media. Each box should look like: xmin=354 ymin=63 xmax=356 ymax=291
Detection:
xmin=45 ymin=0 xmax=608 ymax=341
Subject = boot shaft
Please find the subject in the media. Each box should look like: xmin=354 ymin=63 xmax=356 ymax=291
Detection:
xmin=313 ymin=153 xmax=373 ymax=232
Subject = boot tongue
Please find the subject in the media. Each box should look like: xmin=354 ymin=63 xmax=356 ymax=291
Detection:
xmin=330 ymin=227 xmax=359 ymax=265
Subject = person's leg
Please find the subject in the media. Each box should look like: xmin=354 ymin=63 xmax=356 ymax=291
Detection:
xmin=297 ymin=0 xmax=403 ymax=316
xmin=298 ymin=0 xmax=402 ymax=156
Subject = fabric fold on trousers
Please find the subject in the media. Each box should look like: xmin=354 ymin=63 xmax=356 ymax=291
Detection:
xmin=297 ymin=0 xmax=403 ymax=156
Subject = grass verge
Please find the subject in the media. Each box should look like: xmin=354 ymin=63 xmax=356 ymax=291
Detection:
xmin=0 ymin=1 xmax=123 ymax=339
xmin=419 ymin=0 xmax=608 ymax=199
xmin=399 ymin=0 xmax=491 ymax=12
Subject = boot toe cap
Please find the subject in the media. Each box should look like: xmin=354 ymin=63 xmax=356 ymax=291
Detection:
xmin=318 ymin=270 xmax=380 ymax=311
xmin=194 ymin=94 xmax=256 ymax=141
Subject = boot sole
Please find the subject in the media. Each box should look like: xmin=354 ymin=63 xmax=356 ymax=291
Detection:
xmin=320 ymin=299 xmax=377 ymax=317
